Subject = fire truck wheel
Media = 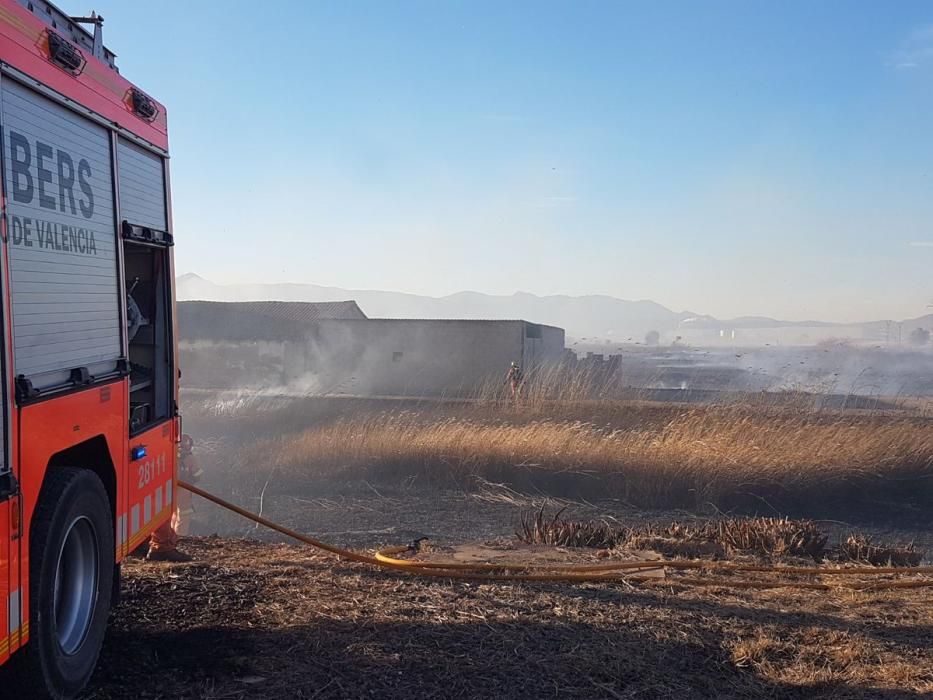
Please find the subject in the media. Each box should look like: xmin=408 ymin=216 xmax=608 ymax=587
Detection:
xmin=14 ymin=468 xmax=114 ymax=700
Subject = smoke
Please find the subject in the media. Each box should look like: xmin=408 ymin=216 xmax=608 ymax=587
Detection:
xmin=566 ymin=341 xmax=933 ymax=398
xmin=180 ymin=320 xmax=517 ymax=399
xmin=181 ymin=334 xmax=933 ymax=400
xmin=734 ymin=344 xmax=933 ymax=398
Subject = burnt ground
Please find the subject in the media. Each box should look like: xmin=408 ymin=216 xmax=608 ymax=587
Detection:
xmin=186 ymin=476 xmax=933 ymax=561
xmin=86 ymin=538 xmax=933 ymax=700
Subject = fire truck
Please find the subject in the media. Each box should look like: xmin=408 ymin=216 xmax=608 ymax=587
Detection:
xmin=0 ymin=1 xmax=177 ymax=697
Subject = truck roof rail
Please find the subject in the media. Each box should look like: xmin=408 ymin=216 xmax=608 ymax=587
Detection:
xmin=14 ymin=0 xmax=117 ymax=71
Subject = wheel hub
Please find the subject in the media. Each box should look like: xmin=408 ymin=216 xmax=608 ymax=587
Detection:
xmin=53 ymin=516 xmax=99 ymax=656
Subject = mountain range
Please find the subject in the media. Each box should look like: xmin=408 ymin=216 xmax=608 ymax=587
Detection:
xmin=176 ymin=273 xmax=932 ymax=343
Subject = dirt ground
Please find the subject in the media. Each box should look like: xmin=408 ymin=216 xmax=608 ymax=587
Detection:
xmin=86 ymin=537 xmax=933 ymax=700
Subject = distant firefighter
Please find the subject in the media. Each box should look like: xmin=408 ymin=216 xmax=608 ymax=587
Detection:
xmin=147 ymin=434 xmax=204 ymax=562
xmin=506 ymin=361 xmax=525 ymax=399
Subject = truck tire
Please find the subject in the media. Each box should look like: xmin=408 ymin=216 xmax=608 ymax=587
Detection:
xmin=7 ymin=468 xmax=114 ymax=700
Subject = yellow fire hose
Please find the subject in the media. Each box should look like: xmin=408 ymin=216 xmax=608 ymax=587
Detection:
xmin=178 ymin=481 xmax=933 ymax=591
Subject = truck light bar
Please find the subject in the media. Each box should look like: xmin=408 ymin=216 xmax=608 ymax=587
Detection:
xmin=47 ymin=30 xmax=86 ymax=75
xmin=130 ymin=88 xmax=159 ymax=122
xmin=14 ymin=0 xmax=118 ymax=69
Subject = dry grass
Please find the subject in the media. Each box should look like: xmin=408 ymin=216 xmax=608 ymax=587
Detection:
xmin=838 ymin=534 xmax=924 ymax=567
xmin=472 ymin=362 xmax=626 ymax=405
xmin=517 ymin=511 xmax=835 ymax=560
xmin=517 ymin=507 xmax=621 ymax=549
xmin=243 ymin=404 xmax=933 ymax=517
xmin=471 ymin=361 xmax=926 ymax=413
xmin=705 ymin=518 xmax=829 ymax=559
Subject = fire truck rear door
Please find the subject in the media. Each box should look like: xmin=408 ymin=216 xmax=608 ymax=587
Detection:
xmin=1 ymin=76 xmax=120 ymax=394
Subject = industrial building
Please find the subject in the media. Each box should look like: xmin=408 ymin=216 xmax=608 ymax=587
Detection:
xmin=178 ymin=301 xmax=565 ymax=396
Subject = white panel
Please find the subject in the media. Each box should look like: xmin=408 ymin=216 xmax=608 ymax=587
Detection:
xmin=2 ymin=79 xmax=120 ymax=389
xmin=117 ymin=137 xmax=166 ymax=231
xmin=8 ymin=589 xmax=19 ymax=633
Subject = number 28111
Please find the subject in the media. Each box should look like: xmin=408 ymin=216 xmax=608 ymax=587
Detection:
xmin=137 ymin=453 xmax=167 ymax=490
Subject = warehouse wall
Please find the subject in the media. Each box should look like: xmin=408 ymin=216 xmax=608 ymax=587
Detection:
xmin=298 ymin=319 xmax=527 ymax=396
xmin=179 ymin=318 xmax=565 ymax=396
xmin=522 ymin=323 xmax=566 ymax=375
xmin=179 ymin=340 xmax=287 ymax=389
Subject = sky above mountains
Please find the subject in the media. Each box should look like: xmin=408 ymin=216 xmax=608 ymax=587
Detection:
xmin=177 ymin=273 xmax=933 ymax=342
xmin=91 ymin=1 xmax=933 ymax=322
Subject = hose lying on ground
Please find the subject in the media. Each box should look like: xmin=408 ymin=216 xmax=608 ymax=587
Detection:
xmin=178 ymin=481 xmax=933 ymax=590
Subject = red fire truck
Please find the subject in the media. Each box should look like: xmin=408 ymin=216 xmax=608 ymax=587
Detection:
xmin=0 ymin=1 xmax=177 ymax=697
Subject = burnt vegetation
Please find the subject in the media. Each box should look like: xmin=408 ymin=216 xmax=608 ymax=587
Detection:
xmin=517 ymin=509 xmax=925 ymax=565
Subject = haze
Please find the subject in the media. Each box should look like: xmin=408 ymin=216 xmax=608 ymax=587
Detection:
xmin=91 ymin=1 xmax=932 ymax=323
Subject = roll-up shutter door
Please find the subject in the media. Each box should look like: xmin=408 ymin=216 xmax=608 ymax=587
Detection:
xmin=117 ymin=137 xmax=166 ymax=232
xmin=1 ymin=78 xmax=120 ymax=390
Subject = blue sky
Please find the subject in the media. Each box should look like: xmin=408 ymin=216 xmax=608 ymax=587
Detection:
xmin=89 ymin=1 xmax=932 ymax=322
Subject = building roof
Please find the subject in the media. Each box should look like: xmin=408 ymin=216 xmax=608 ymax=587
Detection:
xmin=178 ymin=300 xmax=367 ymax=342
xmin=215 ymin=300 xmax=368 ymax=322
xmin=312 ymin=318 xmax=564 ymax=331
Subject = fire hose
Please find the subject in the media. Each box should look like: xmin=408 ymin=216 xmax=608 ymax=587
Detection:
xmin=178 ymin=481 xmax=933 ymax=591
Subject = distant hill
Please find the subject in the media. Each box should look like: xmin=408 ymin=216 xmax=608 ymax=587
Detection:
xmin=176 ymin=273 xmax=698 ymax=339
xmin=863 ymin=314 xmax=933 ymax=335
xmin=176 ymin=274 xmax=933 ymax=343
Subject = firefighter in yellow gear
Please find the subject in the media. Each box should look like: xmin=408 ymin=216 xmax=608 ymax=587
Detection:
xmin=506 ymin=361 xmax=524 ymax=399
xmin=147 ymin=434 xmax=204 ymax=562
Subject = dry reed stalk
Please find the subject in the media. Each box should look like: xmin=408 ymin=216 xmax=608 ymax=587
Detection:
xmin=516 ymin=511 xmax=833 ymax=559
xmin=244 ymin=405 xmax=933 ymax=515
xmin=838 ymin=534 xmax=924 ymax=567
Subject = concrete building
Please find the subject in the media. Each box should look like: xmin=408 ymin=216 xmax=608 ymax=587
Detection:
xmin=290 ymin=318 xmax=563 ymax=396
xmin=178 ymin=301 xmax=565 ymax=396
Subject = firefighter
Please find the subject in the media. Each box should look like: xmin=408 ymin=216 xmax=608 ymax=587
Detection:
xmin=506 ymin=361 xmax=524 ymax=399
xmin=147 ymin=434 xmax=204 ymax=562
